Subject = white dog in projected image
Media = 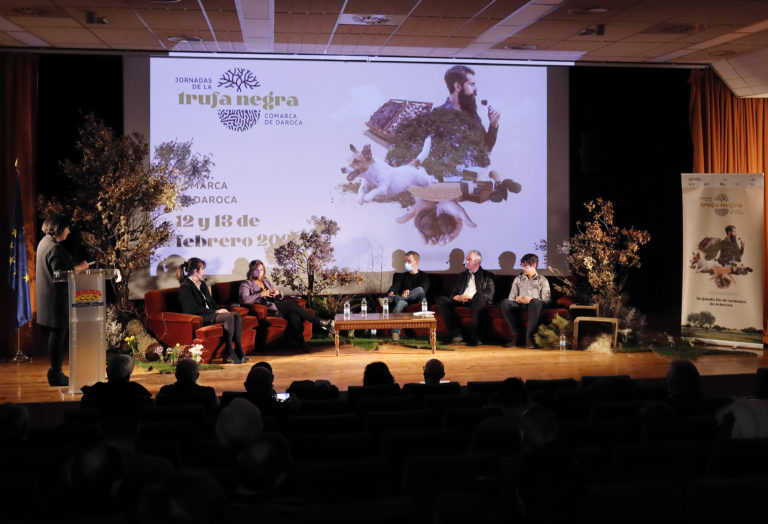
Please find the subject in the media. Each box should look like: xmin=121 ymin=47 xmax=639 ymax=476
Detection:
xmin=341 ymin=136 xmax=435 ymax=204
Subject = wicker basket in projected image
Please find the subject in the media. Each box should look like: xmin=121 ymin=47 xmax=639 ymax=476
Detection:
xmin=366 ymin=99 xmax=433 ymax=142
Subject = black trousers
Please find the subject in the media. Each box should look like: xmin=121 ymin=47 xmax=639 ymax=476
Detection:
xmin=436 ymin=294 xmax=489 ymax=339
xmin=500 ymin=298 xmax=544 ymax=339
xmin=215 ymin=311 xmax=244 ymax=359
xmin=45 ymin=326 xmax=68 ymax=372
xmin=275 ymin=299 xmax=322 ymax=339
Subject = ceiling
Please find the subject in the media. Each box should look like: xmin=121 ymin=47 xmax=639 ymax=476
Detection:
xmin=2 ymin=0 xmax=768 ymax=96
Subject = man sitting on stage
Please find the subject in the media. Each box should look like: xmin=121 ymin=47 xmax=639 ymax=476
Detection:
xmin=500 ymin=253 xmax=550 ymax=348
xmin=386 ymin=250 xmax=431 ymax=341
xmin=436 ymin=249 xmax=495 ymax=346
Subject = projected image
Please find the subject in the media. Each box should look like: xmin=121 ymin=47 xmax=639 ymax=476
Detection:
xmin=339 ymin=65 xmax=524 ymax=245
xmin=150 ymin=57 xmax=551 ymax=275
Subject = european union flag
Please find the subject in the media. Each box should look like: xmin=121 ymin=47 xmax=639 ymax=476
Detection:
xmin=9 ymin=166 xmax=32 ymax=329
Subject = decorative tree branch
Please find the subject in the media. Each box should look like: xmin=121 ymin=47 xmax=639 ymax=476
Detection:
xmin=556 ymin=198 xmax=651 ymax=330
xmin=271 ymin=216 xmax=362 ymax=308
xmin=39 ymin=114 xmax=213 ymax=317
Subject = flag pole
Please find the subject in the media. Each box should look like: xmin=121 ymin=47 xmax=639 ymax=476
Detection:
xmin=10 ymin=158 xmax=32 ymax=363
xmin=13 ymin=328 xmax=31 ymax=363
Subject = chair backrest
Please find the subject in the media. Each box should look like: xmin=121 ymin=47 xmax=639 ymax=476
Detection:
xmin=402 ymin=382 xmax=462 ymax=397
xmin=212 ymin=280 xmax=240 ymax=306
xmin=145 ymin=287 xmax=184 ymax=315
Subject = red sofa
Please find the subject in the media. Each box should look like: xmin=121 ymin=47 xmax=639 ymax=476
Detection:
xmin=212 ymin=280 xmax=313 ymax=349
xmin=144 ymin=287 xmax=259 ymax=363
xmin=384 ymin=273 xmax=574 ymax=342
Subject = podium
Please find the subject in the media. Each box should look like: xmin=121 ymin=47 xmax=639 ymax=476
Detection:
xmin=53 ymin=269 xmax=116 ymax=395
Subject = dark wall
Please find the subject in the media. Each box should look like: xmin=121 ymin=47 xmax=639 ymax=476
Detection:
xmin=36 ymin=54 xmax=123 ymax=259
xmin=569 ymin=66 xmax=693 ymax=322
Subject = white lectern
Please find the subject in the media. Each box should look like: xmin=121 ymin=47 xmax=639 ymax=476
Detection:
xmin=54 ymin=269 xmax=116 ymax=395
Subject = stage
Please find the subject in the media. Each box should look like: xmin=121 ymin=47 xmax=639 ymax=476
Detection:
xmin=2 ymin=342 xmax=766 ymax=411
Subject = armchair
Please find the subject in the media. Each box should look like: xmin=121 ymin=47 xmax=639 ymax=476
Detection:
xmin=144 ymin=287 xmax=259 ymax=363
xmin=212 ymin=281 xmax=313 ymax=349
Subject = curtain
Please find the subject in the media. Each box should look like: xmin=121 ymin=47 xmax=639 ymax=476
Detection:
xmin=690 ymin=68 xmax=768 ymax=342
xmin=1 ymin=54 xmax=39 ymax=359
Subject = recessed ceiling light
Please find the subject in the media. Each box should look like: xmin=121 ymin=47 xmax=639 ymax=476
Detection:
xmin=338 ymin=13 xmax=404 ymax=26
xmin=504 ymin=44 xmax=538 ymax=50
xmin=14 ymin=7 xmax=46 ymax=16
xmin=168 ymin=36 xmax=203 ymax=43
xmin=709 ymin=49 xmax=738 ymax=57
xmin=569 ymin=7 xmax=608 ymax=15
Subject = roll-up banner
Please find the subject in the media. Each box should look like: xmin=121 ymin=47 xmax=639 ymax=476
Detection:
xmin=681 ymin=173 xmax=764 ymax=349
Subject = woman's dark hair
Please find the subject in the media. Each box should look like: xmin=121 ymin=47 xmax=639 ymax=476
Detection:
xmin=41 ymin=214 xmax=71 ymax=237
xmin=247 ymin=259 xmax=266 ymax=280
xmin=176 ymin=257 xmax=206 ymax=283
xmin=363 ymin=361 xmax=394 ymax=386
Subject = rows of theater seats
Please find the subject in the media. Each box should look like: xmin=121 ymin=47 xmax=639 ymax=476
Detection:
xmin=3 ymin=372 xmax=768 ymax=523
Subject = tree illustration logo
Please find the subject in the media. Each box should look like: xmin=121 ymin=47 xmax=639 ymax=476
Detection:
xmin=217 ymin=67 xmax=261 ymax=131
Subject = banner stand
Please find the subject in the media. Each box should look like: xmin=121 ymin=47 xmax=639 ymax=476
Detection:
xmin=681 ymin=173 xmax=764 ymax=350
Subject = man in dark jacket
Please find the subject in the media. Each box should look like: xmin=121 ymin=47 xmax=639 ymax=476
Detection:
xmin=386 ymin=250 xmax=431 ymax=340
xmin=436 ymin=249 xmax=495 ymax=346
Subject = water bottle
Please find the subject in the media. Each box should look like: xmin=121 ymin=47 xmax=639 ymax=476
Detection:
xmin=559 ymin=332 xmax=567 ymax=351
xmin=422 ymin=298 xmax=428 ymax=313
xmin=343 ymin=300 xmax=350 ymax=319
xmin=382 ymin=299 xmax=389 ymax=317
xmin=361 ymin=298 xmax=367 ymax=317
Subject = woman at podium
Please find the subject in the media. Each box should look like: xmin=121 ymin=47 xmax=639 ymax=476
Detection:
xmin=35 ymin=214 xmax=88 ymax=386
xmin=176 ymin=257 xmax=246 ymax=364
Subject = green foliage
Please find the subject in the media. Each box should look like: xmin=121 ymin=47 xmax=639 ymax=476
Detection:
xmin=386 ymin=107 xmax=490 ymax=180
xmin=535 ymin=314 xmax=571 ymax=349
xmin=40 ymin=114 xmax=213 ymax=316
xmin=687 ymin=311 xmax=716 ymax=328
xmin=556 ymin=199 xmax=650 ymax=330
xmin=271 ymin=216 xmax=363 ymax=305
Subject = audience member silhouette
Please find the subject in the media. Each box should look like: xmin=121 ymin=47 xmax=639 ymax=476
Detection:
xmin=156 ymin=358 xmax=219 ymax=414
xmin=423 ymin=358 xmax=445 ymax=385
xmin=666 ymin=359 xmax=702 ymax=399
xmin=242 ymin=366 xmax=297 ymax=426
xmin=363 ymin=361 xmax=395 ymax=386
xmin=135 ymin=469 xmax=228 ymax=524
xmin=286 ymin=379 xmax=339 ymax=400
xmin=235 ymin=432 xmax=296 ymax=502
xmin=216 ymin=397 xmax=264 ymax=451
xmin=80 ymin=354 xmax=152 ymax=410
xmin=0 ymin=402 xmax=29 ymax=443
xmin=474 ymin=378 xmax=529 ymax=454
xmin=513 ymin=404 xmax=582 ymax=524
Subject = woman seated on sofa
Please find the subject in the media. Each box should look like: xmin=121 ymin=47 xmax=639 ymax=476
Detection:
xmin=177 ymin=257 xmax=246 ymax=364
xmin=239 ymin=259 xmax=334 ymax=348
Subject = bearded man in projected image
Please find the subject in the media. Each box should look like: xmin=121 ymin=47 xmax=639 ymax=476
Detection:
xmin=440 ymin=65 xmax=500 ymax=153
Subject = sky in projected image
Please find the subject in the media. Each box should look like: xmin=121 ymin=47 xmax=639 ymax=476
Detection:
xmin=150 ymin=57 xmax=547 ymax=275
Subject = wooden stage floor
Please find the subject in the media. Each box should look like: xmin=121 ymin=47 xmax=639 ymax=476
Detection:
xmin=2 ymin=342 xmax=767 ymax=406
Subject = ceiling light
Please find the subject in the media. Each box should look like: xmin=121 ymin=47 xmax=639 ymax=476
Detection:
xmin=168 ymin=36 xmax=203 ymax=43
xmin=338 ymin=13 xmax=404 ymax=26
xmin=579 ymin=23 xmax=605 ymax=36
xmin=569 ymin=7 xmax=608 ymax=15
xmin=504 ymin=44 xmax=538 ymax=50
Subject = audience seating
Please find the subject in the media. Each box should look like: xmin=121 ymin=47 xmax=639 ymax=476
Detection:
xmin=212 ymin=280 xmax=313 ymax=349
xmin=144 ymin=287 xmax=258 ymax=362
xmin=23 ymin=368 xmax=768 ymax=523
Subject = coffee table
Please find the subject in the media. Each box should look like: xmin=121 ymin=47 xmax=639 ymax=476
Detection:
xmin=333 ymin=312 xmax=437 ymax=356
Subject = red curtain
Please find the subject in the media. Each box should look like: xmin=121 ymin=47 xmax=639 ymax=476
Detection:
xmin=689 ymin=68 xmax=768 ymax=342
xmin=1 ymin=54 xmax=39 ymax=359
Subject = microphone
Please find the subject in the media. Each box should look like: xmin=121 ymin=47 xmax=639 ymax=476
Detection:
xmin=481 ymin=99 xmax=488 ymax=106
